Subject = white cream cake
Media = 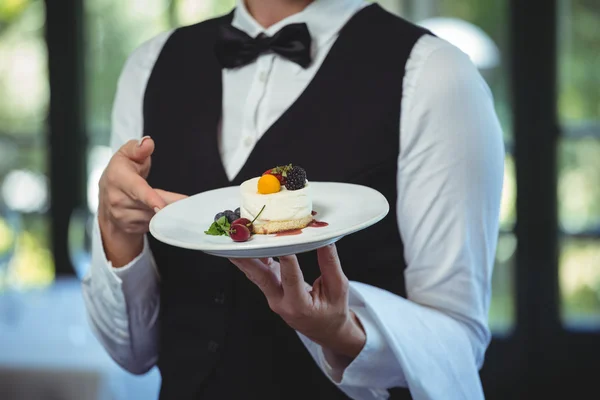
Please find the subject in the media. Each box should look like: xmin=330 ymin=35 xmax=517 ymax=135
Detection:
xmin=240 ymin=176 xmax=313 ymax=234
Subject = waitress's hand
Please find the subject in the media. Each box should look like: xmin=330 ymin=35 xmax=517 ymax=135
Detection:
xmin=98 ymin=136 xmax=187 ymax=267
xmin=229 ymin=243 xmax=366 ymax=360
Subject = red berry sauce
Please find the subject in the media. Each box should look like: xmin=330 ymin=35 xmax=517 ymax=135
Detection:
xmin=275 ymin=229 xmax=303 ymax=237
xmin=308 ymin=220 xmax=329 ymax=228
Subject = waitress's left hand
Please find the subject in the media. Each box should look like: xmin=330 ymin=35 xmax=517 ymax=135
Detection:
xmin=229 ymin=243 xmax=366 ymax=359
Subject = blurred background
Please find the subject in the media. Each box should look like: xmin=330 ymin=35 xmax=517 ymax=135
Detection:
xmin=0 ymin=0 xmax=598 ymax=398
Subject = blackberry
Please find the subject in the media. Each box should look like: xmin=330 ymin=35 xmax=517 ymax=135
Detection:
xmin=234 ymin=207 xmax=241 ymax=217
xmin=285 ymin=166 xmax=307 ymax=191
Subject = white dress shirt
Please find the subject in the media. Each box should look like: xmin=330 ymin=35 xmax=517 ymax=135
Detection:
xmin=82 ymin=0 xmax=505 ymax=399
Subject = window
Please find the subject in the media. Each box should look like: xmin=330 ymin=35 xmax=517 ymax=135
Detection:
xmin=86 ymin=0 xmax=236 ymax=144
xmin=558 ymin=0 xmax=600 ymax=329
xmin=0 ymin=0 xmax=53 ymax=291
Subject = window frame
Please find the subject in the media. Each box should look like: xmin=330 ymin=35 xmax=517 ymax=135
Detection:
xmin=45 ymin=0 xmax=87 ymax=275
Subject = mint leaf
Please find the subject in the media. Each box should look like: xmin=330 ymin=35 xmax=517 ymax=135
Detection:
xmin=216 ymin=216 xmax=230 ymax=231
xmin=204 ymin=222 xmax=225 ymax=236
xmin=205 ymin=216 xmax=231 ymax=236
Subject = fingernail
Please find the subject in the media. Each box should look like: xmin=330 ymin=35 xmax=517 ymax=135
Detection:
xmin=154 ymin=207 xmax=160 ymax=213
xmin=137 ymin=136 xmax=151 ymax=147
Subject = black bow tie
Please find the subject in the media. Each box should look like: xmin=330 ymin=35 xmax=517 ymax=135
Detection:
xmin=215 ymin=23 xmax=312 ymax=69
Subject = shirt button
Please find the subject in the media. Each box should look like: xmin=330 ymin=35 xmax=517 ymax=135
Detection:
xmin=244 ymin=136 xmax=254 ymax=147
xmin=258 ymin=71 xmax=268 ymax=82
xmin=207 ymin=340 xmax=219 ymax=353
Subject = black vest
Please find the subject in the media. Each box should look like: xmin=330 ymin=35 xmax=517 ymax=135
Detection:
xmin=145 ymin=4 xmax=429 ymax=399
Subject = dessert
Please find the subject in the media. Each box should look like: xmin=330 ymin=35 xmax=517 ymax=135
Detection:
xmin=240 ymin=164 xmax=313 ymax=234
xmin=205 ymin=164 xmax=326 ymax=242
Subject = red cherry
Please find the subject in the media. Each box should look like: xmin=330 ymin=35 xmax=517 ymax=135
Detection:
xmin=232 ymin=218 xmax=253 ymax=233
xmin=232 ymin=218 xmax=251 ymax=227
xmin=229 ymin=224 xmax=251 ymax=242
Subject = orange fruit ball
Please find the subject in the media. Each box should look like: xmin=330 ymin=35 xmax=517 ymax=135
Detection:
xmin=257 ymin=174 xmax=281 ymax=194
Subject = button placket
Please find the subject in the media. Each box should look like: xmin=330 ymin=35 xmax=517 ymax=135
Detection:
xmin=258 ymin=70 xmax=268 ymax=83
xmin=207 ymin=340 xmax=219 ymax=353
xmin=214 ymin=291 xmax=225 ymax=305
xmin=241 ymin=55 xmax=274 ymax=142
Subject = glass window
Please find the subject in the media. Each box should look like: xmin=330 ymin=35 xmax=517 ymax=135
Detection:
xmin=500 ymin=156 xmax=516 ymax=231
xmin=0 ymin=0 xmax=53 ymax=291
xmin=560 ymin=239 xmax=600 ymax=329
xmin=85 ymin=0 xmax=236 ymax=146
xmin=558 ymin=0 xmax=600 ymax=329
xmin=490 ymin=233 xmax=516 ymax=335
xmin=558 ymin=138 xmax=600 ymax=233
xmin=558 ymin=0 xmax=600 ymax=123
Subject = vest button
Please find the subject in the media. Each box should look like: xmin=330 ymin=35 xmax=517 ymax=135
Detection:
xmin=214 ymin=292 xmax=225 ymax=305
xmin=207 ymin=340 xmax=219 ymax=353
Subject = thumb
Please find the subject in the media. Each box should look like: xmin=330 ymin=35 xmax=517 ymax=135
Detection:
xmin=119 ymin=136 xmax=155 ymax=164
xmin=155 ymin=189 xmax=188 ymax=205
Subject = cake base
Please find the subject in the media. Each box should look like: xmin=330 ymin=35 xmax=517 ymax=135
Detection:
xmin=252 ymin=215 xmax=314 ymax=235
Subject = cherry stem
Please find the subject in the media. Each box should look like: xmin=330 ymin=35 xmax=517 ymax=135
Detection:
xmin=250 ymin=205 xmax=266 ymax=225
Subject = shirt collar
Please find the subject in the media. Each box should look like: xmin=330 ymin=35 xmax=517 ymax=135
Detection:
xmin=232 ymin=0 xmax=367 ymax=49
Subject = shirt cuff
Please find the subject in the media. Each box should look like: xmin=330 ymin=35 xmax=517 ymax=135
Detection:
xmin=317 ymin=303 xmax=407 ymax=389
xmin=91 ymin=214 xmax=159 ymax=295
xmin=83 ymin=214 xmax=160 ymax=372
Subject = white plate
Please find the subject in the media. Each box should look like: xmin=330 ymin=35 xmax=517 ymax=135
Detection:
xmin=149 ymin=182 xmax=389 ymax=258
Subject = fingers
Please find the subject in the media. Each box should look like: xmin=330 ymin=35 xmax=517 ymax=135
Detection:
xmin=229 ymin=258 xmax=283 ymax=301
xmin=316 ymin=244 xmax=348 ymax=299
xmin=104 ymin=150 xmax=186 ymax=213
xmin=111 ymin=209 xmax=155 ymax=234
xmin=127 ymin=175 xmax=168 ymax=211
xmin=155 ymin=189 xmax=188 ymax=205
xmin=279 ymin=255 xmax=311 ymax=304
xmin=112 ymin=137 xmax=186 ymax=210
xmin=119 ymin=136 xmax=155 ymax=164
xmin=310 ymin=276 xmax=324 ymax=300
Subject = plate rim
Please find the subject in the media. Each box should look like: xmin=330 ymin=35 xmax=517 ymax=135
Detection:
xmin=148 ymin=181 xmax=389 ymax=253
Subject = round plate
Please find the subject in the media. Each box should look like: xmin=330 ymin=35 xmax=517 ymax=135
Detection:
xmin=149 ymin=182 xmax=389 ymax=258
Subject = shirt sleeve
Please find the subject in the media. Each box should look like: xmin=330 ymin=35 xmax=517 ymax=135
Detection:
xmin=81 ymin=30 xmax=174 ymax=375
xmin=298 ymin=35 xmax=505 ymax=400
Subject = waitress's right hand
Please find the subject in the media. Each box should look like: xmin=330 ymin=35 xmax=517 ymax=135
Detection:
xmin=98 ymin=136 xmax=187 ymax=267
